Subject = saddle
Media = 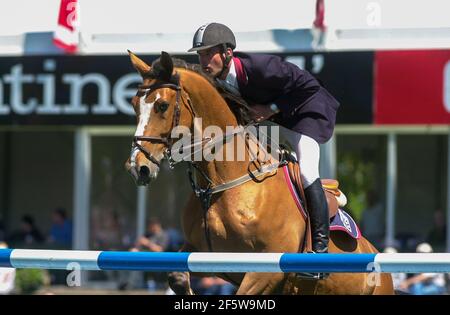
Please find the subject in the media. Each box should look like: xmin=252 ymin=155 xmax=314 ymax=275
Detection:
xmin=283 ymin=152 xmax=348 ymax=253
xmin=287 ymin=162 xmax=340 ymax=219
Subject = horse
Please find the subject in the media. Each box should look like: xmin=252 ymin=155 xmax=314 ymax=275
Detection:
xmin=124 ymin=51 xmax=394 ymax=295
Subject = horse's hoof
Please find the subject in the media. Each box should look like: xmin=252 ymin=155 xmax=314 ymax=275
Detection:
xmin=168 ymin=272 xmax=193 ymax=295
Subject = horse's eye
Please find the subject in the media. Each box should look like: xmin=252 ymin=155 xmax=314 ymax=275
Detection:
xmin=156 ymin=102 xmax=169 ymax=113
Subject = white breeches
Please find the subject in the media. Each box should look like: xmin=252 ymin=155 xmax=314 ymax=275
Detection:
xmin=280 ymin=128 xmax=321 ymax=189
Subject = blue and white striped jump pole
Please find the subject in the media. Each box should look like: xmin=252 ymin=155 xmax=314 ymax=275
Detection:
xmin=1 ymin=249 xmax=450 ymax=273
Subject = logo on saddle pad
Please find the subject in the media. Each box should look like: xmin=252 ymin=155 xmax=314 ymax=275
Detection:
xmin=330 ymin=209 xmax=361 ymax=239
xmin=338 ymin=210 xmax=352 ymax=233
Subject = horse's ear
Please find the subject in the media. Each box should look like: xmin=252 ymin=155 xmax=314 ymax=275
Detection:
xmin=128 ymin=50 xmax=151 ymax=77
xmin=160 ymin=51 xmax=173 ymax=77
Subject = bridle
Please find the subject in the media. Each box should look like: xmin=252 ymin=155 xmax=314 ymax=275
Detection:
xmin=131 ymin=73 xmax=284 ymax=255
xmin=132 ymin=82 xmax=182 ymax=168
xmin=133 ymin=79 xmax=215 ymax=169
xmin=132 ymin=76 xmax=283 ymax=187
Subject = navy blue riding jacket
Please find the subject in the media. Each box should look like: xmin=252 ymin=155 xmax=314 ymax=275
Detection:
xmin=233 ymin=52 xmax=340 ymax=144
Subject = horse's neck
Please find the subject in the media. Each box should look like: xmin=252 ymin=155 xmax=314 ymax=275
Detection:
xmin=180 ymin=70 xmax=237 ymax=129
xmin=180 ymin=70 xmax=251 ymax=185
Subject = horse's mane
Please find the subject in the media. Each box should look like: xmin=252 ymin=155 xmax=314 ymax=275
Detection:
xmin=149 ymin=57 xmax=254 ymax=125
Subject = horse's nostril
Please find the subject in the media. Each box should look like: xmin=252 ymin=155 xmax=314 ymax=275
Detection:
xmin=139 ymin=166 xmax=150 ymax=178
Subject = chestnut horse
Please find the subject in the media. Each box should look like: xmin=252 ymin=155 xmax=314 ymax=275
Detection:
xmin=125 ymin=51 xmax=394 ymax=295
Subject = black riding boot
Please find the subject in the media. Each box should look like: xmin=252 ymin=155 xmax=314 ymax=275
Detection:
xmin=305 ymin=178 xmax=329 ymax=254
xmin=297 ymin=178 xmax=330 ymax=280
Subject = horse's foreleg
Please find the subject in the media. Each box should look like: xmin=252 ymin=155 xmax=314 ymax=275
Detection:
xmin=168 ymin=270 xmax=194 ymax=295
xmin=236 ymin=272 xmax=286 ymax=295
xmin=167 ymin=243 xmax=196 ymax=295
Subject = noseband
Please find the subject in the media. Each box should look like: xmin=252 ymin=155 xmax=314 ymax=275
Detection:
xmin=132 ymin=82 xmax=181 ymax=168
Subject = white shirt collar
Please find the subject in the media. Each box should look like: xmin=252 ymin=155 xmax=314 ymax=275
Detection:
xmin=225 ymin=59 xmax=238 ymax=89
xmin=217 ymin=59 xmax=240 ymax=96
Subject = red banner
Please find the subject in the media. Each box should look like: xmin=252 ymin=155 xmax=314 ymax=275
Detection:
xmin=375 ymin=50 xmax=450 ymax=124
xmin=53 ymin=0 xmax=79 ymax=53
xmin=313 ymin=0 xmax=326 ymax=31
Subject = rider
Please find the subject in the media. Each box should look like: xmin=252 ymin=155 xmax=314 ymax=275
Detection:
xmin=188 ymin=23 xmax=340 ymax=278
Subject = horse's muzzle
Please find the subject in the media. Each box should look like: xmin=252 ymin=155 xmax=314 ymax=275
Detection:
xmin=137 ymin=165 xmax=152 ymax=186
xmin=125 ymin=159 xmax=159 ymax=186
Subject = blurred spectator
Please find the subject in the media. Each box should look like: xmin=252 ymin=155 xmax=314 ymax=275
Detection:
xmin=48 ymin=207 xmax=73 ymax=248
xmin=132 ymin=217 xmax=169 ymax=253
xmin=383 ymin=246 xmax=407 ymax=294
xmin=46 ymin=208 xmax=73 ymax=284
xmin=0 ymin=242 xmax=15 ymax=295
xmin=426 ymin=210 xmax=446 ymax=252
xmin=93 ymin=210 xmax=130 ymax=287
xmin=165 ymin=225 xmax=184 ymax=252
xmin=360 ymin=190 xmax=385 ymax=249
xmin=191 ymin=276 xmax=236 ymax=295
xmin=90 ymin=165 xmax=132 ymax=251
xmin=136 ymin=218 xmax=169 ymax=291
xmin=395 ymin=233 xmax=420 ymax=253
xmin=399 ymin=243 xmax=447 ymax=295
xmin=93 ymin=210 xmax=127 ymax=250
xmin=8 ymin=215 xmax=45 ymax=247
xmin=123 ymin=218 xmax=170 ymax=291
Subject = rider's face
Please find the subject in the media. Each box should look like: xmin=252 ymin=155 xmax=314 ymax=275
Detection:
xmin=197 ymin=46 xmax=225 ymax=78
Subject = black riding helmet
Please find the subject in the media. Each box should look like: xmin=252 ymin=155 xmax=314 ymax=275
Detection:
xmin=188 ymin=23 xmax=236 ymax=52
xmin=189 ymin=23 xmax=236 ymax=78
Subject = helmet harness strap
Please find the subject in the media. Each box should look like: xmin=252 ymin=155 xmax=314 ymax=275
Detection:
xmin=217 ymin=43 xmax=232 ymax=79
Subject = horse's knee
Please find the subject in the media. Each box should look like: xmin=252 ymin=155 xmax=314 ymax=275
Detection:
xmin=168 ymin=271 xmax=194 ymax=295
